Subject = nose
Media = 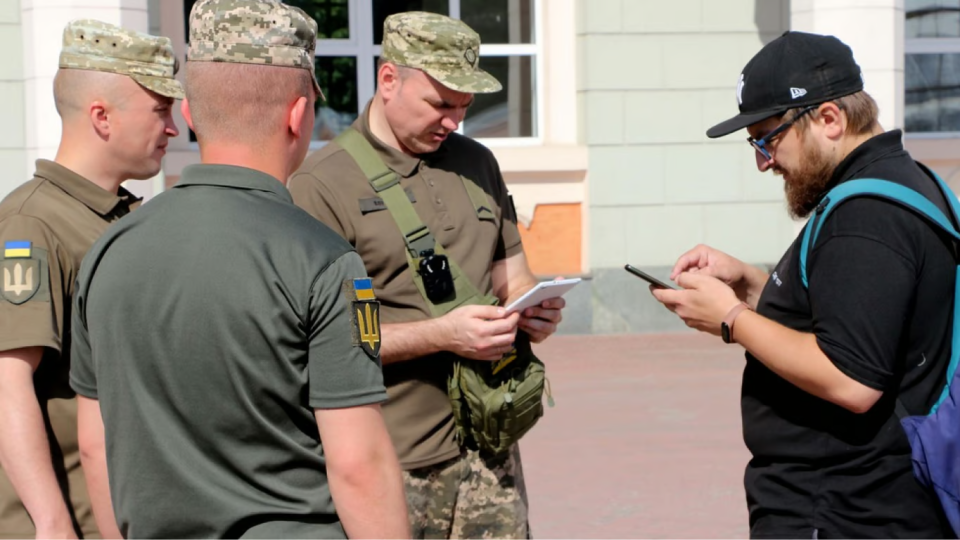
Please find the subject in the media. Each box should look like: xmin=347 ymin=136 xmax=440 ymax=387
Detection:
xmin=166 ymin=117 xmax=180 ymax=138
xmin=755 ymin=148 xmax=774 ymax=172
xmin=440 ymin=113 xmax=460 ymax=132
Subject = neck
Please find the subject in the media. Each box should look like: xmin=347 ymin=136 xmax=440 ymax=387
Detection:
xmin=54 ymin=135 xmax=126 ymax=194
xmin=837 ymin=124 xmax=885 ymax=163
xmin=368 ymin=94 xmax=416 ymax=156
xmin=198 ymin=143 xmax=290 ymax=185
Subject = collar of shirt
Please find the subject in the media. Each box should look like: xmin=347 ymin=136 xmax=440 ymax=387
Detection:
xmin=175 ymin=164 xmax=293 ymax=204
xmin=355 ymin=101 xmax=450 ymax=178
xmin=829 ymin=129 xmax=906 ymax=186
xmin=34 ymin=159 xmax=139 ymax=216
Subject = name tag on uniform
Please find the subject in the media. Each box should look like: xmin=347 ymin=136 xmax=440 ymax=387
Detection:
xmin=358 ymin=189 xmax=417 ymax=214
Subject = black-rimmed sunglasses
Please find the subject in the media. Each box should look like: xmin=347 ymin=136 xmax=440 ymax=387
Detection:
xmin=747 ymin=105 xmax=818 ymax=161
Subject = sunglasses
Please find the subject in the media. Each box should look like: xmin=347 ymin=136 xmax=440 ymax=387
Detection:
xmin=747 ymin=105 xmax=819 ymax=162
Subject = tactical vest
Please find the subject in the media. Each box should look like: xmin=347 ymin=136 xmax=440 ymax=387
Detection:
xmin=335 ymin=127 xmax=549 ymax=455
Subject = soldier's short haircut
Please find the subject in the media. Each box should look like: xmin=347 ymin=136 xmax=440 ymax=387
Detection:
xmin=185 ymin=62 xmax=313 ymax=144
xmin=52 ymin=69 xmax=127 ymax=118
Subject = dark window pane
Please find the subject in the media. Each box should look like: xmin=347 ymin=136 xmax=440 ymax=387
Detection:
xmin=461 ymin=0 xmax=533 ymax=44
xmin=907 ymin=0 xmax=960 ymax=38
xmin=906 ymin=53 xmax=960 ymax=132
xmin=314 ymin=56 xmax=358 ymax=140
xmin=372 ymin=0 xmax=449 ymax=44
xmin=285 ymin=0 xmax=349 ymax=39
xmin=464 ymin=56 xmax=535 ymax=138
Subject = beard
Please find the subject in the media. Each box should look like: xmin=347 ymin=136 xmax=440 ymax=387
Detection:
xmin=778 ymin=136 xmax=838 ymax=220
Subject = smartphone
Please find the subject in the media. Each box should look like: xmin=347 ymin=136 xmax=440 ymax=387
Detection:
xmin=624 ymin=264 xmax=678 ymax=290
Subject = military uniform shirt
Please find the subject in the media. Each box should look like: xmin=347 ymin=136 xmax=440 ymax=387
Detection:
xmin=289 ymin=104 xmax=523 ymax=470
xmin=69 ymin=164 xmax=388 ymax=539
xmin=0 ymin=159 xmax=139 ymax=539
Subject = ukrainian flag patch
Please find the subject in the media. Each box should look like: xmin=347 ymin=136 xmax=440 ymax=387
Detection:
xmin=353 ymin=278 xmax=375 ymax=301
xmin=4 ymin=241 xmax=31 ymax=259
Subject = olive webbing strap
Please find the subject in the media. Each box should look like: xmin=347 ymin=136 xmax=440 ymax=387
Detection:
xmin=334 ymin=128 xmax=495 ymax=317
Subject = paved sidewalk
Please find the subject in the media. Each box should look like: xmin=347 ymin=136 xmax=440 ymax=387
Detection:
xmin=522 ymin=333 xmax=751 ymax=538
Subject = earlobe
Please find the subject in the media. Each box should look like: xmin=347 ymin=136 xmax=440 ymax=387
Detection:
xmin=181 ymin=99 xmax=196 ymax=131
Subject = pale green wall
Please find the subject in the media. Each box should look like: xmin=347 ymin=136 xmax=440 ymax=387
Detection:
xmin=0 ymin=0 xmax=26 ymax=196
xmin=579 ymin=0 xmax=798 ymax=271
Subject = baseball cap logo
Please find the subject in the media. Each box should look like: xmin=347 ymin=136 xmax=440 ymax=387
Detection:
xmin=736 ymin=74 xmax=745 ymax=106
xmin=790 ymin=87 xmax=807 ymax=99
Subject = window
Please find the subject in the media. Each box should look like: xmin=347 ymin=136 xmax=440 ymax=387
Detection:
xmin=182 ymin=0 xmax=540 ymax=143
xmin=905 ymin=1 xmax=960 ymax=134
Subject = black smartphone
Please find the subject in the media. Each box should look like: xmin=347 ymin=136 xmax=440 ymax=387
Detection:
xmin=624 ymin=264 xmax=678 ymax=290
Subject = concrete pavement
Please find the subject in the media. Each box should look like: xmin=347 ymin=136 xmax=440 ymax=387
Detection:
xmin=522 ymin=333 xmax=751 ymax=538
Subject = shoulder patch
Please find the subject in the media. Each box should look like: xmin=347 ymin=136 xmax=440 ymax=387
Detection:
xmin=342 ymin=278 xmax=381 ymax=358
xmin=1 ymin=246 xmax=49 ymax=305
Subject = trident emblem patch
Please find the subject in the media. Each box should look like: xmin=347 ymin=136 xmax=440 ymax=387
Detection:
xmin=1 ymin=259 xmax=40 ymax=304
xmin=344 ymin=278 xmax=381 ymax=358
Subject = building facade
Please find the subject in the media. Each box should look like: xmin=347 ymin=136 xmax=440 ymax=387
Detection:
xmin=3 ymin=0 xmax=954 ymax=333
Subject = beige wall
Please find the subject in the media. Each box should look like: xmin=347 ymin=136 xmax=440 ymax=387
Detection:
xmin=0 ymin=1 xmax=26 ymax=197
xmin=580 ymin=0 xmax=796 ymax=269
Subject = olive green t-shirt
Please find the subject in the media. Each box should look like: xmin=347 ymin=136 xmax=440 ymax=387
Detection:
xmin=0 ymin=160 xmax=139 ymax=539
xmin=289 ymin=106 xmax=523 ymax=469
xmin=69 ymin=164 xmax=388 ymax=539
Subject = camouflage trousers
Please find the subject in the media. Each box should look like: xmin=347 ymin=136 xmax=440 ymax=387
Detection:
xmin=403 ymin=444 xmax=530 ymax=539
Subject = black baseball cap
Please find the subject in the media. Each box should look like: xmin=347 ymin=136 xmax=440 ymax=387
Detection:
xmin=706 ymin=31 xmax=864 ymax=138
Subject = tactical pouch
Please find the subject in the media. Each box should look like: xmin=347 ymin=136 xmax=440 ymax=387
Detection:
xmin=448 ymin=335 xmax=550 ymax=456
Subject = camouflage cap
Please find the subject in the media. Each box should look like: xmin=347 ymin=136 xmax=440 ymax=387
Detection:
xmin=187 ymin=0 xmax=324 ymax=99
xmin=382 ymin=11 xmax=501 ymax=94
xmin=59 ymin=20 xmax=184 ymax=100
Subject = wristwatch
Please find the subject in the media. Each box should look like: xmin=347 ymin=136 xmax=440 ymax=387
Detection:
xmin=721 ymin=302 xmax=752 ymax=344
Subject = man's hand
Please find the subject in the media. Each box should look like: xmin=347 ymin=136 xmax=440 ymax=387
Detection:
xmin=518 ymin=274 xmax=566 ymax=343
xmin=652 ymin=272 xmax=741 ymax=336
xmin=439 ymin=304 xmax=520 ymax=361
xmin=669 ymin=244 xmax=768 ymax=307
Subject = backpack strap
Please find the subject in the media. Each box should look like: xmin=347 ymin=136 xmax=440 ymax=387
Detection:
xmin=334 ymin=128 xmax=497 ymax=317
xmin=800 ymin=179 xmax=960 ymax=288
xmin=799 ymin=173 xmax=960 ymax=414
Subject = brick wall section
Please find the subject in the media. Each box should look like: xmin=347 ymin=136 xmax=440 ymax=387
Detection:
xmin=518 ymin=203 xmax=582 ymax=277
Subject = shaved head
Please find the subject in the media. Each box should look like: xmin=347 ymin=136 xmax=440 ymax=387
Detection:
xmin=184 ymin=62 xmax=314 ymax=145
xmin=53 ymin=69 xmax=141 ymax=119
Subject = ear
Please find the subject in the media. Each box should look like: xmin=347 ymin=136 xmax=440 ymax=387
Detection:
xmin=90 ymin=101 xmax=110 ymax=138
xmin=288 ymin=95 xmax=309 ymax=139
xmin=378 ymin=62 xmax=401 ymax=98
xmin=181 ymin=98 xmax=196 ymax=131
xmin=816 ymin=102 xmax=845 ymax=141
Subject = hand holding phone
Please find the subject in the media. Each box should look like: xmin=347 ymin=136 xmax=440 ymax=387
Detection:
xmin=624 ymin=264 xmax=679 ymax=290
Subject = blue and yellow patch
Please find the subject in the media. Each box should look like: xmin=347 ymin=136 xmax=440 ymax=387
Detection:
xmin=343 ymin=278 xmax=381 ymax=358
xmin=353 ymin=278 xmax=376 ymax=301
xmin=4 ymin=240 xmax=31 ymax=259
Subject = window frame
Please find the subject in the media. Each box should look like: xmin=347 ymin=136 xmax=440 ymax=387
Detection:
xmin=309 ymin=0 xmax=545 ymax=149
xmin=904 ymin=4 xmax=960 ymax=138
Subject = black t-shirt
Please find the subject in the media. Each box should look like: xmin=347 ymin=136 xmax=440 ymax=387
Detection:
xmin=744 ymin=130 xmax=955 ymax=538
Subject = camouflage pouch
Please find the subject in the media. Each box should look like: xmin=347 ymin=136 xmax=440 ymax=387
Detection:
xmin=448 ymin=334 xmax=553 ymax=456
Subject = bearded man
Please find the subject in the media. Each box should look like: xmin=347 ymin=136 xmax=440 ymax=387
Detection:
xmin=651 ymin=31 xmax=954 ymax=539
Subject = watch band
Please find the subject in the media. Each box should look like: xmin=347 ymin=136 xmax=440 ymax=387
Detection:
xmin=722 ymin=302 xmax=752 ymax=344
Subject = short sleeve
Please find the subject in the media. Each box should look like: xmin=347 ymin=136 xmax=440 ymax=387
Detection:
xmin=307 ymin=251 xmax=388 ymax=409
xmin=68 ymin=269 xmax=97 ymax=398
xmin=0 ymin=215 xmax=67 ymax=354
xmin=809 ymin=201 xmax=924 ymax=390
xmin=289 ymin=171 xmax=354 ymax=244
xmin=489 ymin=155 xmax=523 ymax=261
